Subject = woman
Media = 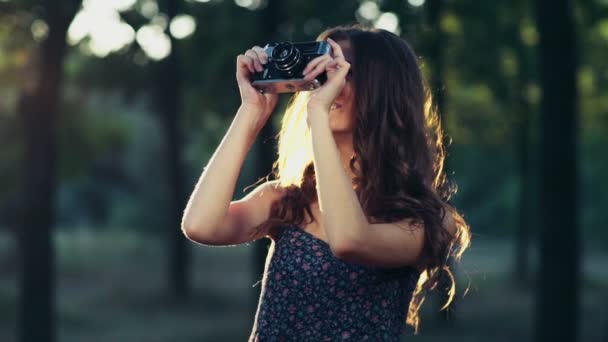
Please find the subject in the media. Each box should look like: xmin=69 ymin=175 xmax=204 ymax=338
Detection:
xmin=181 ymin=24 xmax=471 ymax=341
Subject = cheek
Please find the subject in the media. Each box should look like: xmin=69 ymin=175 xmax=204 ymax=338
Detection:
xmin=330 ymin=84 xmax=355 ymax=127
xmin=340 ymin=85 xmax=354 ymax=109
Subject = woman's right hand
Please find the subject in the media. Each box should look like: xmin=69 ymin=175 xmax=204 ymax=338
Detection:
xmin=236 ymin=46 xmax=279 ymax=126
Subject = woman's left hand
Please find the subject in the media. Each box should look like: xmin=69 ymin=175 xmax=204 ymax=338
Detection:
xmin=303 ymin=38 xmax=351 ymax=114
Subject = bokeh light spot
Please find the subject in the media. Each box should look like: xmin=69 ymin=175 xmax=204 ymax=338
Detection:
xmin=136 ymin=24 xmax=172 ymax=60
xmin=357 ymin=1 xmax=380 ymax=21
xmin=408 ymin=0 xmax=425 ymax=7
xmin=170 ymin=15 xmax=197 ymax=39
xmin=31 ymin=19 xmax=49 ymax=42
xmin=374 ymin=12 xmax=400 ymax=35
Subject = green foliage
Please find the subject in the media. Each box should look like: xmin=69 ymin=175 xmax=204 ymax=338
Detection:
xmin=449 ymin=143 xmax=519 ymax=236
xmin=58 ymin=90 xmax=133 ymax=181
xmin=580 ymin=134 xmax=608 ymax=247
xmin=0 ymin=0 xmax=606 ymax=245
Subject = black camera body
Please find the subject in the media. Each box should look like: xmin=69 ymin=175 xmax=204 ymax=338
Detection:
xmin=251 ymin=41 xmax=332 ymax=94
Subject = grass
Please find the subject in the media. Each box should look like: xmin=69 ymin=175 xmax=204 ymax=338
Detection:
xmin=0 ymin=229 xmax=606 ymax=341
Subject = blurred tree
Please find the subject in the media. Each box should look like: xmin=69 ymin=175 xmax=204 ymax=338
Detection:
xmin=14 ymin=1 xmax=81 ymax=342
xmin=509 ymin=0 xmax=535 ymax=286
xmin=533 ymin=0 xmax=580 ymax=342
xmin=577 ymin=0 xmax=608 ymax=248
xmin=154 ymin=0 xmax=192 ymax=298
xmin=57 ymin=0 xmax=195 ymax=297
xmin=0 ymin=1 xmax=23 ymax=231
xmin=426 ymin=0 xmax=447 ymax=120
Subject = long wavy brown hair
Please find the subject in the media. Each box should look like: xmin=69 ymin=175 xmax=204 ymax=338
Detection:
xmin=248 ymin=24 xmax=471 ymax=333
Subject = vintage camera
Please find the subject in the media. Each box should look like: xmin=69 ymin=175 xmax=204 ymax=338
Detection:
xmin=251 ymin=41 xmax=332 ymax=94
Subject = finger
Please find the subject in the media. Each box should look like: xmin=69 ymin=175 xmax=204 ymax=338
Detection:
xmin=302 ymin=54 xmax=331 ymax=75
xmin=245 ymin=50 xmax=264 ymax=72
xmin=238 ymin=54 xmax=256 ymax=74
xmin=304 ymin=58 xmax=333 ymax=81
xmin=324 ymin=58 xmax=350 ymax=85
xmin=327 ymin=52 xmax=350 ymax=72
xmin=251 ymin=46 xmax=269 ymax=64
xmin=331 ymin=59 xmax=350 ymax=79
xmin=337 ymin=59 xmax=351 ymax=73
xmin=324 ymin=60 xmax=339 ymax=73
xmin=264 ymin=92 xmax=279 ymax=105
xmin=236 ymin=66 xmax=257 ymax=95
xmin=302 ymin=54 xmax=332 ymax=75
xmin=327 ymin=38 xmax=346 ymax=61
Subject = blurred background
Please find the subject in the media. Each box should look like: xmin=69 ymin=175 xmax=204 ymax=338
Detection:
xmin=0 ymin=0 xmax=606 ymax=341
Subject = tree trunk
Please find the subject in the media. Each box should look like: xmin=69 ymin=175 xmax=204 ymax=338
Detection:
xmin=156 ymin=0 xmax=192 ymax=298
xmin=513 ymin=79 xmax=532 ymax=286
xmin=16 ymin=2 xmax=81 ymax=342
xmin=533 ymin=0 xmax=580 ymax=341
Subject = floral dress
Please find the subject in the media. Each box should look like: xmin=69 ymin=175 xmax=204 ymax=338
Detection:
xmin=249 ymin=224 xmax=420 ymax=341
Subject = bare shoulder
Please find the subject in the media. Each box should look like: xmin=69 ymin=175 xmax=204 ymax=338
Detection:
xmin=253 ymin=179 xmax=288 ymax=240
xmin=242 ymin=179 xmax=286 ymax=200
xmin=259 ymin=179 xmax=289 ymax=197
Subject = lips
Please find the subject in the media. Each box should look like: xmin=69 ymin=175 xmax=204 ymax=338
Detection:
xmin=330 ymin=102 xmax=342 ymax=110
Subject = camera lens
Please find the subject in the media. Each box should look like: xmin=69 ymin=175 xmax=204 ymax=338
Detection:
xmin=271 ymin=42 xmax=301 ymax=74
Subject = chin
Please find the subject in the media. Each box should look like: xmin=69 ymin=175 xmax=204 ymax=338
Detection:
xmin=329 ymin=123 xmax=354 ymax=134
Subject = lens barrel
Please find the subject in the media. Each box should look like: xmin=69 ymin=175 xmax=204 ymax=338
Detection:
xmin=271 ymin=42 xmax=301 ymax=74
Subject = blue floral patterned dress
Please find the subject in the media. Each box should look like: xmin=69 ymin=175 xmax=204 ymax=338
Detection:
xmin=249 ymin=224 xmax=420 ymax=341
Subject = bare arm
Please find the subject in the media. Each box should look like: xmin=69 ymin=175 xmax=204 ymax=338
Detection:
xmin=181 ymin=45 xmax=283 ymax=245
xmin=181 ymin=105 xmax=285 ymax=246
xmin=181 ymin=105 xmax=260 ymax=236
xmin=182 ymin=104 xmax=288 ymax=247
